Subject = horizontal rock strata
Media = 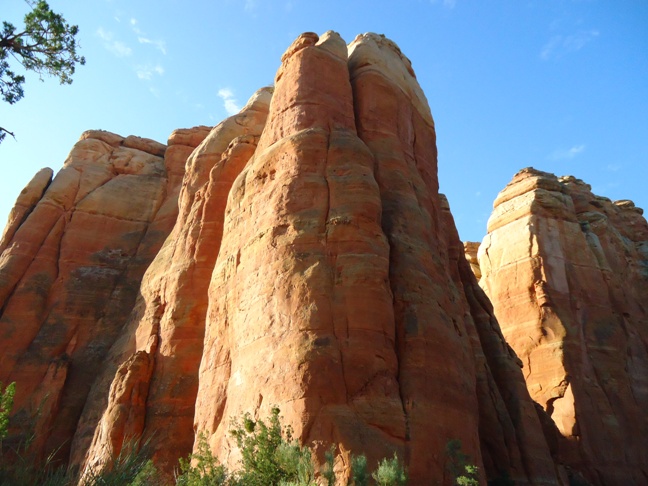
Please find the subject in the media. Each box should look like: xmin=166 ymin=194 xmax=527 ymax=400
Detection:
xmin=479 ymin=168 xmax=648 ymax=485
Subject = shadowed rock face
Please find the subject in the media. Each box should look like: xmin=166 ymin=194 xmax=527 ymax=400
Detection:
xmin=479 ymin=167 xmax=648 ymax=485
xmin=9 ymin=31 xmax=646 ymax=485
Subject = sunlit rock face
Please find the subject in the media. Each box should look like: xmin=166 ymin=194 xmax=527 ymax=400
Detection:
xmin=479 ymin=167 xmax=648 ymax=485
xmin=189 ymin=32 xmax=558 ymax=484
xmin=14 ymin=31 xmax=647 ymax=485
xmin=0 ymin=130 xmax=180 ymax=464
xmin=75 ymin=90 xmax=272 ymax=480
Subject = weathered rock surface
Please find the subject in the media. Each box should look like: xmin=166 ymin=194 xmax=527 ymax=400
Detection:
xmin=5 ymin=31 xmax=645 ymax=485
xmin=74 ymin=91 xmax=273 ymax=479
xmin=0 ymin=130 xmax=177 ymax=463
xmin=479 ymin=168 xmax=648 ymax=485
xmin=464 ymin=241 xmax=482 ymax=279
xmin=190 ymin=31 xmax=559 ymax=484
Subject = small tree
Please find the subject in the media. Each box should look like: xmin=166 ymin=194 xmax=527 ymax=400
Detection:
xmin=1 ymin=0 xmax=85 ymax=142
xmin=230 ymin=407 xmax=315 ymax=486
xmin=176 ymin=433 xmax=228 ymax=486
xmin=321 ymin=446 xmax=336 ymax=486
xmin=372 ymin=454 xmax=407 ymax=486
xmin=348 ymin=454 xmax=369 ymax=486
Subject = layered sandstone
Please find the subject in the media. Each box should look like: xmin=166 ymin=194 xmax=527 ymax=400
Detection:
xmin=7 ymin=31 xmax=646 ymax=485
xmin=190 ymin=32 xmax=559 ymax=484
xmin=479 ymin=168 xmax=648 ymax=485
xmin=463 ymin=241 xmax=482 ymax=279
xmin=75 ymin=90 xmax=273 ymax=479
xmin=0 ymin=131 xmax=177 ymax=463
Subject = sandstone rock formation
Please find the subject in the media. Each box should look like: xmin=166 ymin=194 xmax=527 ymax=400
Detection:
xmin=188 ymin=32 xmax=559 ymax=484
xmin=463 ymin=241 xmax=482 ymax=279
xmin=74 ymin=90 xmax=273 ymax=479
xmin=4 ymin=31 xmax=646 ymax=485
xmin=0 ymin=129 xmax=196 ymax=463
xmin=479 ymin=168 xmax=648 ymax=485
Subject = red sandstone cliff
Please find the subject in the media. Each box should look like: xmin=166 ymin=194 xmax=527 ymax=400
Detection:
xmin=0 ymin=130 xmax=186 ymax=463
xmin=1 ymin=32 xmax=645 ymax=485
xmin=479 ymin=168 xmax=648 ymax=485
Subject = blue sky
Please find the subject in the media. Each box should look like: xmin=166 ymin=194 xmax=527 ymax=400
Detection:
xmin=1 ymin=0 xmax=646 ymax=242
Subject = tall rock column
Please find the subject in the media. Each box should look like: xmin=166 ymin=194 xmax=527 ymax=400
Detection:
xmin=479 ymin=168 xmax=648 ymax=484
xmin=194 ymin=32 xmax=561 ymax=484
xmin=348 ymin=33 xmax=482 ymax=481
xmin=195 ymin=31 xmax=407 ymax=477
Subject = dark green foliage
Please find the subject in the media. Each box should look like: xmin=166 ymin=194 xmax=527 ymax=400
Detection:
xmin=0 ymin=382 xmax=15 ymax=444
xmin=176 ymin=433 xmax=228 ymax=486
xmin=230 ymin=407 xmax=315 ymax=486
xmin=1 ymin=1 xmax=85 ymax=141
xmin=348 ymin=454 xmax=369 ymax=486
xmin=487 ymin=472 xmax=515 ymax=486
xmin=321 ymin=446 xmax=336 ymax=486
xmin=82 ymin=440 xmax=160 ymax=485
xmin=446 ymin=440 xmax=479 ymax=486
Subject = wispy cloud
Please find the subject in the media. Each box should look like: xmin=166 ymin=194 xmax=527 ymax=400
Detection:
xmin=606 ymin=164 xmax=621 ymax=172
xmin=541 ymin=29 xmax=599 ymax=60
xmin=135 ymin=64 xmax=164 ymax=80
xmin=549 ymin=144 xmax=586 ymax=160
xmin=129 ymin=17 xmax=167 ymax=54
xmin=245 ymin=0 xmax=257 ymax=11
xmin=137 ymin=36 xmax=167 ymax=55
xmin=218 ymin=88 xmax=241 ymax=116
xmin=96 ymin=27 xmax=132 ymax=57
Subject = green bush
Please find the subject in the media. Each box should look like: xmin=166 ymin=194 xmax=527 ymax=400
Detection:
xmin=176 ymin=433 xmax=228 ymax=486
xmin=82 ymin=440 xmax=160 ymax=485
xmin=321 ymin=446 xmax=336 ymax=486
xmin=372 ymin=454 xmax=407 ymax=486
xmin=0 ymin=382 xmax=15 ymax=447
xmin=230 ymin=407 xmax=315 ymax=486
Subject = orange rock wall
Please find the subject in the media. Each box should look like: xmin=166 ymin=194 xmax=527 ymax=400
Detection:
xmin=190 ymin=32 xmax=558 ymax=484
xmin=0 ymin=131 xmax=176 ymax=463
xmin=7 ymin=31 xmax=646 ymax=485
xmin=479 ymin=168 xmax=648 ymax=484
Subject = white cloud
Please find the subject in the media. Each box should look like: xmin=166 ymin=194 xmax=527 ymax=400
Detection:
xmin=96 ymin=27 xmax=132 ymax=57
xmin=549 ymin=144 xmax=586 ymax=160
xmin=218 ymin=88 xmax=241 ymax=116
xmin=245 ymin=0 xmax=257 ymax=11
xmin=136 ymin=64 xmax=165 ymax=80
xmin=606 ymin=164 xmax=621 ymax=172
xmin=129 ymin=18 xmax=167 ymax=55
xmin=541 ymin=29 xmax=599 ymax=60
xmin=137 ymin=36 xmax=167 ymax=55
